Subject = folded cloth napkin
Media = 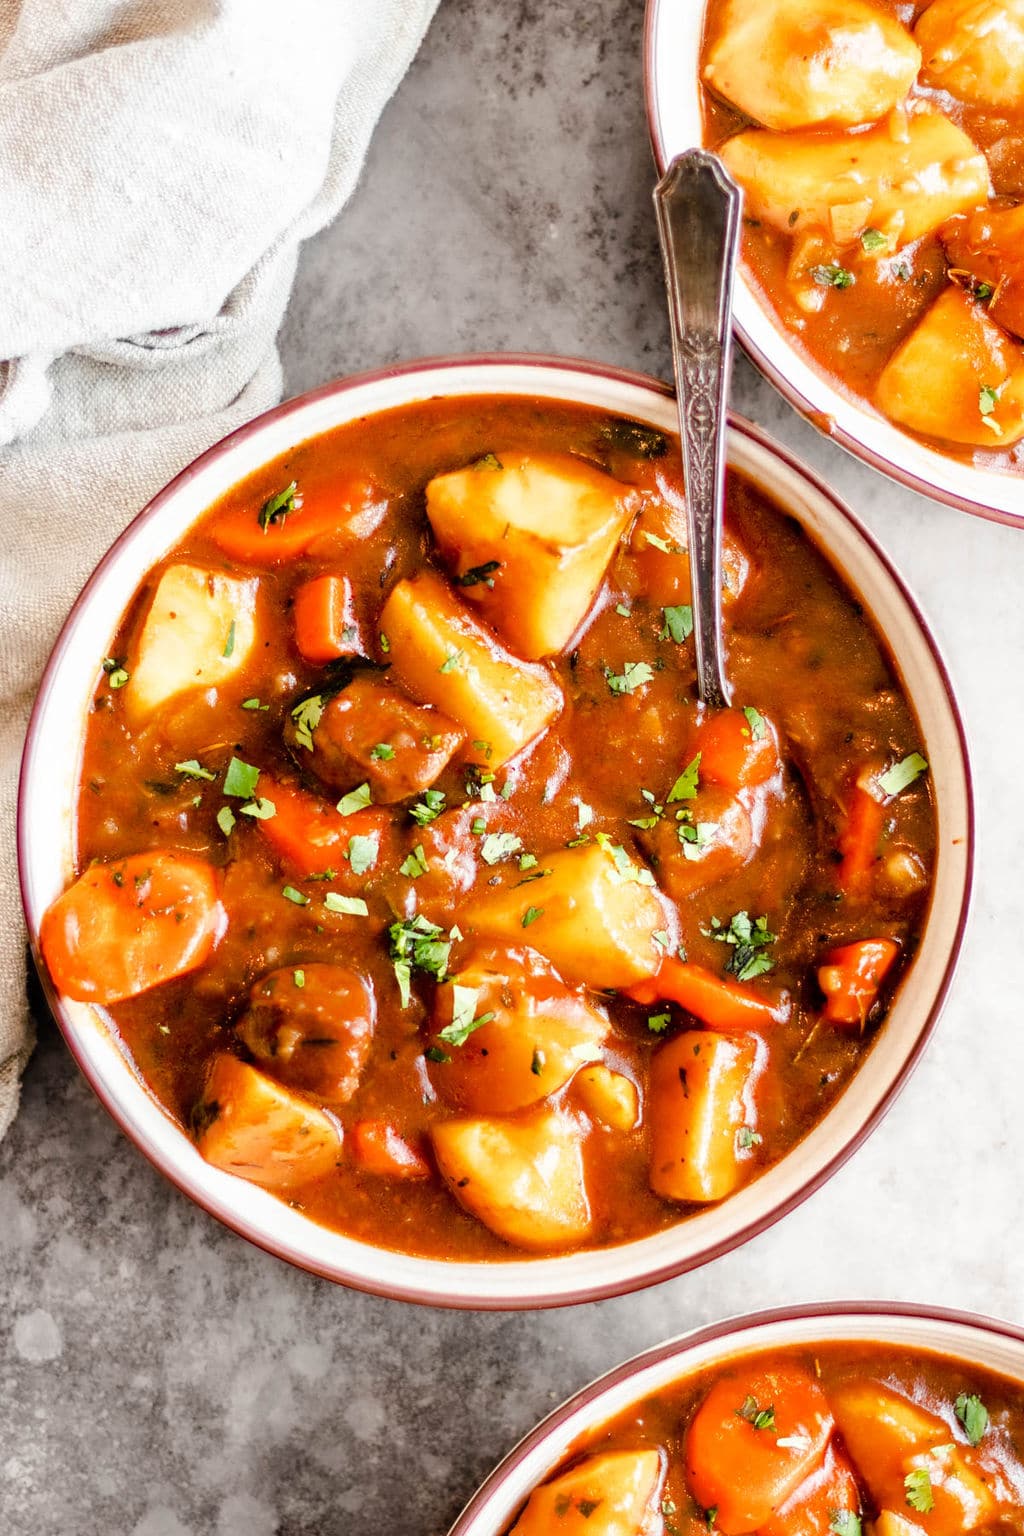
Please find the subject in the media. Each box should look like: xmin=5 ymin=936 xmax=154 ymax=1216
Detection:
xmin=0 ymin=0 xmax=439 ymax=1139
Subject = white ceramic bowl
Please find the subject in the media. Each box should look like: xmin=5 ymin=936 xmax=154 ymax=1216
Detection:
xmin=644 ymin=1 xmax=1024 ymax=528
xmin=19 ymin=356 xmax=972 ymax=1308
xmin=448 ymin=1304 xmax=1024 ymax=1534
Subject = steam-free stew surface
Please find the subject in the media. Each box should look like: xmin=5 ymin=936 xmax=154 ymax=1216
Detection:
xmin=505 ymin=1340 xmax=1024 ymax=1535
xmin=44 ymin=396 xmax=935 ymax=1260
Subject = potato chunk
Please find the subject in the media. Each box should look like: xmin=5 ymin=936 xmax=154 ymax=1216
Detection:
xmin=236 ymin=963 xmax=375 ymax=1105
xmin=831 ymin=1382 xmax=1002 ymax=1536
xmin=432 ymin=1109 xmax=591 ymax=1250
xmin=511 ymin=1449 xmax=664 ymax=1536
xmin=721 ymin=112 xmax=990 ymax=249
xmin=379 ymin=572 xmax=562 ymax=767
xmin=648 ymin=1030 xmax=760 ymax=1203
xmin=916 ymin=0 xmax=1024 ymax=108
xmin=427 ymin=948 xmax=608 ymax=1113
xmin=705 ymin=0 xmax=920 ymax=130
xmin=942 ymin=205 xmax=1024 ymax=341
xmin=574 ymin=1065 xmax=640 ymax=1131
xmin=468 ymin=840 xmax=669 ymax=988
xmin=876 ymin=286 xmax=1024 ymax=446
xmin=426 ymin=451 xmax=637 ymax=658
xmin=126 ymin=562 xmax=259 ymax=721
xmin=195 ymin=1055 xmax=342 ymax=1191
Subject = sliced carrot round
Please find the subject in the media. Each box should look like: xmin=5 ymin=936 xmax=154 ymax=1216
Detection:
xmin=40 ymin=850 xmax=224 ymax=1005
xmin=691 ymin=708 xmax=781 ymax=792
xmin=818 ymin=937 xmax=900 ymax=1025
xmin=626 ymin=957 xmax=790 ymax=1031
xmin=210 ymin=476 xmax=383 ymax=565
xmin=352 ymin=1121 xmax=432 ymax=1180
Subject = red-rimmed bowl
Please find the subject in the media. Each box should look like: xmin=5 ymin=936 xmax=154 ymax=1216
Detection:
xmin=447 ymin=1303 xmax=1024 ymax=1533
xmin=18 ymin=356 xmax=972 ymax=1308
xmin=644 ymin=1 xmax=1024 ymax=528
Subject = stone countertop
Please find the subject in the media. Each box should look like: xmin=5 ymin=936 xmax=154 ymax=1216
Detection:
xmin=3 ymin=2 xmax=1023 ymax=1533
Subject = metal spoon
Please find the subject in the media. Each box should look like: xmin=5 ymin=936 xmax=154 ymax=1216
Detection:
xmin=654 ymin=149 xmax=743 ymax=709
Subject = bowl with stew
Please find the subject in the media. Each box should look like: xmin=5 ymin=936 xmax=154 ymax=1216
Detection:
xmin=19 ymin=356 xmax=971 ymax=1306
xmin=448 ymin=1302 xmax=1024 ymax=1535
xmin=645 ymin=0 xmax=1024 ymax=525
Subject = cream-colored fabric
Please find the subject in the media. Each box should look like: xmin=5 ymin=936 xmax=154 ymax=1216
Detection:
xmin=0 ymin=0 xmax=439 ymax=1139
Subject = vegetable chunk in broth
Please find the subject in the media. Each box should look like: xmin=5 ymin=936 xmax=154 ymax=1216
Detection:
xmin=41 ymin=397 xmax=936 ymax=1260
xmin=505 ymin=1342 xmax=1024 ymax=1536
xmin=700 ymin=0 xmax=1024 ymax=471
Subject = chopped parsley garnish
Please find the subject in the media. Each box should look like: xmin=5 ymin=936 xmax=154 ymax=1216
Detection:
xmin=742 ymin=706 xmax=766 ymax=741
xmin=829 ymin=1512 xmax=862 ymax=1536
xmin=241 ymin=697 xmax=268 ymax=711
xmin=425 ymin=1045 xmax=450 ymax=1064
xmin=223 ymin=757 xmax=260 ymax=799
xmin=661 ymin=604 xmax=694 ymax=643
xmin=979 ymin=383 xmax=1002 ymax=418
xmin=710 ymin=910 xmax=776 ymax=981
xmin=522 ymin=906 xmax=544 ymax=927
xmin=174 ymin=759 xmax=216 ymax=782
xmin=472 ymin=739 xmax=493 ymax=759
xmin=647 ymin=1012 xmax=671 ymax=1034
xmin=668 ymin=753 xmax=701 ymax=803
xmin=595 ymin=833 xmax=655 ymax=886
xmin=379 ymin=632 xmax=390 ymax=653
xmin=324 ymin=892 xmax=369 ymax=916
xmin=438 ymin=984 xmax=495 ymax=1046
xmin=458 ymin=560 xmax=501 ymax=587
xmin=370 ymin=743 xmax=395 ymax=761
xmin=102 ymin=658 xmax=130 ymax=689
xmin=736 ymin=1395 xmax=776 ymax=1431
xmin=737 ymin=1126 xmax=763 ymax=1151
xmin=399 ymin=844 xmax=429 ymax=879
xmin=216 ymin=805 xmax=236 ymax=838
xmin=409 ymin=788 xmax=446 ymax=825
xmin=480 ymin=832 xmax=523 ymax=865
xmin=904 ymin=1469 xmax=934 ymax=1514
xmin=239 ymin=796 xmax=276 ymax=821
xmin=615 ymin=602 xmax=631 ymax=617
xmin=222 ymin=620 xmax=236 ymax=659
xmin=282 ymin=885 xmax=309 ymax=906
xmin=975 ymin=281 xmax=993 ymax=301
xmin=704 ymin=1507 xmax=718 ymax=1532
xmin=291 ymin=693 xmax=325 ymax=752
xmin=860 ymin=227 xmax=887 ymax=252
xmin=258 ymin=481 xmax=298 ymax=532
xmin=439 ymin=649 xmax=465 ymax=674
xmin=347 ymin=834 xmax=378 ymax=876
xmin=471 ymin=452 xmax=503 ymax=472
xmin=678 ymin=816 xmax=716 ymax=862
xmin=531 ymin=1048 xmax=545 ymax=1076
xmin=293 ymin=969 xmax=305 ymax=989
xmin=955 ymin=1392 xmax=989 ymax=1446
xmin=877 ymin=752 xmax=928 ymax=798
xmin=605 ymin=660 xmax=655 ymax=696
xmin=519 ymin=852 xmax=538 ymax=871
xmin=388 ymin=914 xmax=453 ymax=1006
xmin=336 ymin=782 xmax=372 ymax=816
xmin=812 ymin=263 xmax=855 ymax=290
xmin=644 ymin=531 xmax=679 ymax=554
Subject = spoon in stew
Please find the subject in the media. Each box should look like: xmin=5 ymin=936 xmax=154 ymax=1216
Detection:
xmin=653 ymin=149 xmax=743 ymax=710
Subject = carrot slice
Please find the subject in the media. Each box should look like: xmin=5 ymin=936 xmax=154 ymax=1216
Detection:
xmin=292 ymin=574 xmax=361 ymax=664
xmin=256 ymin=777 xmax=389 ymax=879
xmin=210 ymin=476 xmax=383 ymax=565
xmin=836 ymin=772 xmax=887 ymax=894
xmin=759 ymin=1441 xmax=860 ymax=1536
xmin=626 ymin=956 xmax=790 ymax=1031
xmin=818 ymin=937 xmax=900 ymax=1025
xmin=685 ymin=1364 xmax=833 ymax=1533
xmin=352 ymin=1120 xmax=432 ymax=1180
xmin=40 ymin=850 xmax=223 ymax=1004
xmin=690 ymin=707 xmax=780 ymax=792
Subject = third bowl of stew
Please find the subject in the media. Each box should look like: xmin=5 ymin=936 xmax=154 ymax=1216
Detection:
xmin=448 ymin=1303 xmax=1024 ymax=1534
xmin=646 ymin=0 xmax=1024 ymax=526
xmin=19 ymin=356 xmax=971 ymax=1306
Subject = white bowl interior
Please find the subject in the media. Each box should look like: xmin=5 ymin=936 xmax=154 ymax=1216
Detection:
xmin=646 ymin=0 xmax=1024 ymax=524
xmin=19 ymin=359 xmax=970 ymax=1306
xmin=449 ymin=1308 xmax=1024 ymax=1534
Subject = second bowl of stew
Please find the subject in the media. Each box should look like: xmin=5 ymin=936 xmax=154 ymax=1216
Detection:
xmin=19 ymin=356 xmax=972 ymax=1307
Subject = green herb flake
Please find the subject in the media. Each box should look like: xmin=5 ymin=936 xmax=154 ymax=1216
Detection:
xmin=605 ymin=661 xmax=655 ymax=696
xmin=519 ymin=852 xmax=538 ymax=871
xmin=705 ymin=1508 xmax=718 ymax=1532
xmin=742 ymin=706 xmax=766 ymax=741
xmin=975 ymin=281 xmax=994 ymax=301
xmin=241 ymin=697 xmax=268 ymax=711
xmin=216 ymin=805 xmax=236 ymax=838
xmin=258 ymin=481 xmax=298 ymax=532
xmin=102 ymin=658 xmax=130 ymax=689
xmin=812 ymin=263 xmax=855 ymax=290
xmin=615 ymin=602 xmax=631 ymax=618
xmin=369 ymin=743 xmax=395 ymax=761
xmin=458 ymin=559 xmax=501 ymax=587
xmin=347 ymin=834 xmax=378 ymax=876
xmin=388 ymin=914 xmax=453 ymax=1004
xmin=668 ymin=753 xmax=701 ymax=803
xmin=291 ymin=693 xmax=325 ymax=753
xmin=829 ymin=1512 xmax=862 ymax=1536
xmin=399 ymin=844 xmax=429 ymax=879
xmin=336 ymin=782 xmax=372 ymax=817
xmin=661 ymin=604 xmax=694 ymax=643
xmin=174 ymin=759 xmax=216 ymax=782
xmin=905 ymin=1470 xmax=934 ymax=1515
xmin=860 ymin=227 xmax=887 ymax=252
xmin=877 ymin=752 xmax=928 ymax=798
xmin=471 ymin=452 xmax=503 ymax=472
xmin=480 ymin=832 xmax=523 ymax=865
xmin=439 ymin=649 xmax=465 ymax=674
xmin=222 ymin=620 xmax=236 ymax=659
xmin=737 ymin=1126 xmax=763 ymax=1151
xmin=425 ymin=1045 xmax=450 ymax=1065
xmin=379 ymin=632 xmax=390 ymax=653
xmin=410 ymin=788 xmax=446 ymax=826
xmin=647 ymin=1012 xmax=671 ymax=1034
xmin=522 ymin=906 xmax=544 ymax=927
xmin=954 ymin=1392 xmax=989 ymax=1447
xmin=293 ymin=969 xmax=305 ymax=989
xmin=239 ymin=796 xmax=276 ymax=820
xmin=736 ymin=1395 xmax=776 ymax=1432
xmin=282 ymin=885 xmax=309 ymax=906
xmin=979 ymin=384 xmax=1002 ymax=417
xmin=223 ymin=756 xmax=260 ymax=799
xmin=711 ymin=910 xmax=776 ymax=982
xmin=324 ymin=892 xmax=369 ymax=916
xmin=438 ymin=985 xmax=495 ymax=1047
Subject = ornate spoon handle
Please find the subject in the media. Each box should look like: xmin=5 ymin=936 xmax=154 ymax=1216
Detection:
xmin=654 ymin=150 xmax=743 ymax=710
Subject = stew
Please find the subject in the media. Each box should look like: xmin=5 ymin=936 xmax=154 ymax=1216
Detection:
xmin=700 ymin=0 xmax=1024 ymax=469
xmin=507 ymin=1340 xmax=1024 ymax=1535
xmin=39 ymin=396 xmax=935 ymax=1260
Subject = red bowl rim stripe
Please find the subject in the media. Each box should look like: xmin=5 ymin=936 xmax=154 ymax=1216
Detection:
xmin=17 ymin=353 xmax=975 ymax=1309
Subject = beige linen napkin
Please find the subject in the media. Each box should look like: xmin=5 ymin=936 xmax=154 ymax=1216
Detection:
xmin=0 ymin=0 xmax=439 ymax=1139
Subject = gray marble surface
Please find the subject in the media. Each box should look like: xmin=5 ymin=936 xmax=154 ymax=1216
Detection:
xmin=4 ymin=1 xmax=1024 ymax=1533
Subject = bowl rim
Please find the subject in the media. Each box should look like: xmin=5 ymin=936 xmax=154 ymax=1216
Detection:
xmin=17 ymin=351 xmax=975 ymax=1309
xmin=642 ymin=0 xmax=1024 ymax=531
xmin=446 ymin=1301 xmax=1024 ymax=1534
